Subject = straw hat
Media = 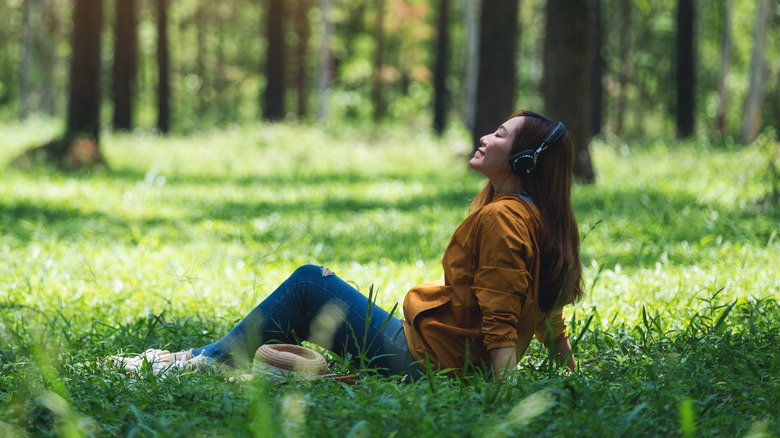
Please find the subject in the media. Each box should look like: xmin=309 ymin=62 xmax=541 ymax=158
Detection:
xmin=252 ymin=344 xmax=328 ymax=380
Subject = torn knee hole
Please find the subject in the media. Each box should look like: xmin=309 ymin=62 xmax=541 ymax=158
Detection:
xmin=320 ymin=266 xmax=334 ymax=277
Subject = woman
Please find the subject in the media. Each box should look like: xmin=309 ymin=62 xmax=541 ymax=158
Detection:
xmin=119 ymin=110 xmax=583 ymax=379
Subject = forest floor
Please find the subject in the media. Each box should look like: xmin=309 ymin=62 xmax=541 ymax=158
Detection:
xmin=1 ymin=119 xmax=778 ymax=437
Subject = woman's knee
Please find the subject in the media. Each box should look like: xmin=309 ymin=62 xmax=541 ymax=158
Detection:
xmin=293 ymin=264 xmax=334 ymax=279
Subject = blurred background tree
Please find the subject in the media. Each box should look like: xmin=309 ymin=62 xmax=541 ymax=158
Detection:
xmin=542 ymin=0 xmax=596 ymax=183
xmin=675 ymin=0 xmax=695 ymax=139
xmin=1 ymin=0 xmax=778 ymax=175
xmin=155 ymin=0 xmax=170 ymax=133
xmin=471 ymin=0 xmax=518 ymax=151
xmin=263 ymin=0 xmax=285 ymax=121
xmin=112 ymin=0 xmax=137 ymax=131
xmin=13 ymin=0 xmax=105 ymax=168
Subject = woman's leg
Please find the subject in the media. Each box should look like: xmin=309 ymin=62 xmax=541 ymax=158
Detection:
xmin=191 ymin=265 xmax=421 ymax=377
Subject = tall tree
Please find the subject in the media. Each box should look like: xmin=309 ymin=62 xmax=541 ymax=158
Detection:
xmin=194 ymin=4 xmax=208 ymax=119
xmin=215 ymin=8 xmax=228 ymax=123
xmin=463 ymin=0 xmax=479 ymax=132
xmin=16 ymin=0 xmax=104 ymax=168
xmin=543 ymin=0 xmax=596 ymax=183
xmin=372 ymin=0 xmax=387 ymax=122
xmin=614 ymin=0 xmax=632 ymax=137
xmin=433 ymin=0 xmax=450 ymax=135
xmin=20 ymin=0 xmax=34 ymax=119
xmin=714 ymin=0 xmax=734 ymax=134
xmin=40 ymin=0 xmax=61 ymax=116
xmin=0 ymin=3 xmax=9 ymax=106
xmin=317 ymin=0 xmax=334 ymax=122
xmin=112 ymin=0 xmax=138 ymax=131
xmin=590 ymin=0 xmax=604 ymax=137
xmin=156 ymin=0 xmax=170 ymax=133
xmin=293 ymin=0 xmax=311 ymax=120
xmin=66 ymin=0 xmax=103 ymax=143
xmin=263 ymin=0 xmax=286 ymax=121
xmin=472 ymin=0 xmax=518 ymax=148
xmin=675 ymin=0 xmax=695 ymax=139
xmin=341 ymin=0 xmax=368 ymax=63
xmin=741 ymin=0 xmax=770 ymax=143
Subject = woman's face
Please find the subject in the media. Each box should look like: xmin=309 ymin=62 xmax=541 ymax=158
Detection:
xmin=469 ymin=116 xmax=524 ymax=180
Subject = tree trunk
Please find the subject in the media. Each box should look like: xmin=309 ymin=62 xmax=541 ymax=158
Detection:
xmin=317 ymin=0 xmax=333 ymax=122
xmin=590 ymin=0 xmax=604 ymax=137
xmin=20 ymin=0 xmax=34 ymax=119
xmin=216 ymin=11 xmax=227 ymax=123
xmin=17 ymin=0 xmax=105 ymax=169
xmin=714 ymin=0 xmax=733 ymax=134
xmin=472 ymin=0 xmax=518 ymax=149
xmin=195 ymin=4 xmax=209 ymax=120
xmin=543 ymin=0 xmax=595 ymax=184
xmin=632 ymin=16 xmax=651 ymax=138
xmin=40 ymin=0 xmax=60 ymax=116
xmin=112 ymin=0 xmax=138 ymax=131
xmin=343 ymin=1 xmax=368 ymax=60
xmin=294 ymin=0 xmax=311 ymax=120
xmin=675 ymin=0 xmax=695 ymax=139
xmin=741 ymin=0 xmax=770 ymax=143
xmin=0 ymin=8 xmax=7 ymax=106
xmin=263 ymin=0 xmax=286 ymax=121
xmin=433 ymin=0 xmax=450 ymax=135
xmin=463 ymin=0 xmax=479 ymax=132
xmin=65 ymin=0 xmax=102 ymax=144
xmin=156 ymin=0 xmax=170 ymax=133
xmin=614 ymin=0 xmax=631 ymax=137
xmin=372 ymin=0 xmax=386 ymax=122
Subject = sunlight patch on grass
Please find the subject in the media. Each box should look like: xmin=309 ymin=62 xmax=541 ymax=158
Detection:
xmin=1 ymin=122 xmax=778 ymax=436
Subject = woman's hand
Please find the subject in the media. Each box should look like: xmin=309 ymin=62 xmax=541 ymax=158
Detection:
xmin=554 ymin=338 xmax=576 ymax=372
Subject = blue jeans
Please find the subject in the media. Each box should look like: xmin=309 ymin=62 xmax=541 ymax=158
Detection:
xmin=192 ymin=265 xmax=423 ymax=378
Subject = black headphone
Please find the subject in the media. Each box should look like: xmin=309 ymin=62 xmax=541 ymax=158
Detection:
xmin=508 ymin=121 xmax=566 ymax=175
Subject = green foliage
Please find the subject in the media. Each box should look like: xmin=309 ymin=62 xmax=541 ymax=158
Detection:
xmin=1 ymin=122 xmax=779 ymax=436
xmin=3 ymin=0 xmax=779 ymax=136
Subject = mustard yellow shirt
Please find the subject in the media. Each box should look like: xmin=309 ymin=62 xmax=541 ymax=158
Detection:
xmin=402 ymin=193 xmax=568 ymax=372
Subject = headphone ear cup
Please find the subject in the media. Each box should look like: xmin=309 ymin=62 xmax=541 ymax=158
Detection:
xmin=509 ymin=150 xmax=536 ymax=175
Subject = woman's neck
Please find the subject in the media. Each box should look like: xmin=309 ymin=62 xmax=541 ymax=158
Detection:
xmin=490 ymin=174 xmax=524 ymax=195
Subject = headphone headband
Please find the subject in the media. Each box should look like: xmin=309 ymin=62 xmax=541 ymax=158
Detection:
xmin=508 ymin=121 xmax=566 ymax=175
xmin=539 ymin=122 xmax=566 ymax=152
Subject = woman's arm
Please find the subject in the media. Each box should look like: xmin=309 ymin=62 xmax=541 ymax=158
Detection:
xmin=490 ymin=346 xmax=517 ymax=379
xmin=472 ymin=207 xmax=533 ymax=377
xmin=554 ymin=338 xmax=576 ymax=372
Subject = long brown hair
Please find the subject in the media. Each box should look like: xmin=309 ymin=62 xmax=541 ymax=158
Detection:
xmin=469 ymin=110 xmax=583 ymax=311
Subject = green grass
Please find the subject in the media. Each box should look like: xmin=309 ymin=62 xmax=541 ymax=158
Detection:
xmin=1 ymin=119 xmax=778 ymax=437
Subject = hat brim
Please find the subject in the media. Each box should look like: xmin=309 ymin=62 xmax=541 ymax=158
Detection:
xmin=253 ymin=344 xmax=328 ymax=377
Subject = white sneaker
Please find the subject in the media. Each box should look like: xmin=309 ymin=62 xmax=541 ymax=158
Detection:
xmin=109 ymin=348 xmax=205 ymax=374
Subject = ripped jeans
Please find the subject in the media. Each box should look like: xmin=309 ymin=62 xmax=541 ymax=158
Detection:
xmin=191 ymin=265 xmax=423 ymax=378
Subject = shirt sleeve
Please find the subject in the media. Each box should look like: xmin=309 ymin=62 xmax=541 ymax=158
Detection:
xmin=534 ymin=307 xmax=569 ymax=347
xmin=472 ymin=206 xmax=536 ymax=351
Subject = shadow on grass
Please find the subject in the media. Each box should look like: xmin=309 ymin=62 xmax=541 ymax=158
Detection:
xmin=2 ymin=168 xmax=776 ymax=267
xmin=61 ymin=164 xmax=471 ymax=189
xmin=0 ymin=200 xmax=112 ymax=242
xmin=574 ymin=185 xmax=778 ymax=268
xmin=0 ymin=170 xmax=475 ymax=263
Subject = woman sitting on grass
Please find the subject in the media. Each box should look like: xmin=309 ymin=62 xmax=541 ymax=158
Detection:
xmin=116 ymin=110 xmax=583 ymax=380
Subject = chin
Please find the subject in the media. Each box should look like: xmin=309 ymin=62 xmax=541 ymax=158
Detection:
xmin=469 ymin=165 xmax=488 ymax=179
